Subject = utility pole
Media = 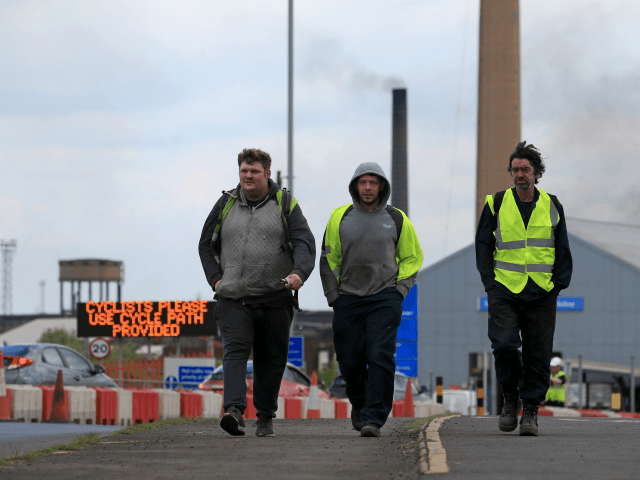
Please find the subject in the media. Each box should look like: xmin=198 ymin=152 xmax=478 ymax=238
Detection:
xmin=287 ymin=0 xmax=294 ymax=194
xmin=40 ymin=280 xmax=46 ymax=314
xmin=1 ymin=239 xmax=17 ymax=315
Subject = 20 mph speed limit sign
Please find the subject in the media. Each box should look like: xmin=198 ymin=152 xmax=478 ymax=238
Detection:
xmin=90 ymin=338 xmax=111 ymax=360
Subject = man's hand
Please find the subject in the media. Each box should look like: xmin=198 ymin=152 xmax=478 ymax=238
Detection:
xmin=214 ymin=280 xmax=221 ymax=290
xmin=285 ymin=273 xmax=303 ymax=290
xmin=550 ymin=377 xmax=562 ymax=385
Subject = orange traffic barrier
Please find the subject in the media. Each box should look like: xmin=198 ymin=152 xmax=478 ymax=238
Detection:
xmin=402 ymin=378 xmax=415 ymax=417
xmin=284 ymin=397 xmax=303 ymax=419
xmin=538 ymin=407 xmax=553 ymax=417
xmin=92 ymin=387 xmax=118 ymax=425
xmin=48 ymin=370 xmax=70 ymax=422
xmin=577 ymin=409 xmax=608 ymax=418
xmin=127 ymin=388 xmax=159 ymax=424
xmin=244 ymin=393 xmax=258 ymax=419
xmin=392 ymin=400 xmax=404 ymax=417
xmin=178 ymin=390 xmax=203 ymax=418
xmin=0 ymin=350 xmax=11 ymax=420
xmin=333 ymin=399 xmax=348 ymax=419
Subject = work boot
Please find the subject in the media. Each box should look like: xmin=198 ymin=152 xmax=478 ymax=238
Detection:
xmin=519 ymin=404 xmax=539 ymax=436
xmin=351 ymin=408 xmax=362 ymax=431
xmin=360 ymin=423 xmax=381 ymax=437
xmin=498 ymin=391 xmax=522 ymax=432
xmin=254 ymin=415 xmax=275 ymax=437
xmin=220 ymin=406 xmax=245 ymax=436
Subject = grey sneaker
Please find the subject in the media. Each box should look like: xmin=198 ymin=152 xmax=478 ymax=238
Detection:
xmin=519 ymin=404 xmax=539 ymax=436
xmin=254 ymin=415 xmax=275 ymax=437
xmin=499 ymin=391 xmax=523 ymax=432
xmin=220 ymin=406 xmax=245 ymax=436
xmin=351 ymin=408 xmax=362 ymax=431
xmin=360 ymin=423 xmax=381 ymax=437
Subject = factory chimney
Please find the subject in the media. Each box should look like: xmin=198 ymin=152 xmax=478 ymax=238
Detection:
xmin=392 ymin=88 xmax=408 ymax=215
xmin=476 ymin=0 xmax=521 ymax=224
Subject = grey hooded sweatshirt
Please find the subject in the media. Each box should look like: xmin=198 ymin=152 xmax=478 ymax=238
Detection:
xmin=319 ymin=162 xmax=420 ymax=306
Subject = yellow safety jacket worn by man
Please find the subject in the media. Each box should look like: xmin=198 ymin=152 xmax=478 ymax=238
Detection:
xmin=545 ymin=370 xmax=567 ymax=403
xmin=485 ymin=188 xmax=559 ymax=294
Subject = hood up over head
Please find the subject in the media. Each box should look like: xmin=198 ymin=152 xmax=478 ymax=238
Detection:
xmin=348 ymin=162 xmax=391 ymax=209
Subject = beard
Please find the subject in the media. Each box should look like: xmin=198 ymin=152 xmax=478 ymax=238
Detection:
xmin=359 ymin=194 xmax=380 ymax=206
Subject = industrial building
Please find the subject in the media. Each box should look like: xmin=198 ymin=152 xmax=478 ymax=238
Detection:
xmin=417 ymin=217 xmax=640 ymax=409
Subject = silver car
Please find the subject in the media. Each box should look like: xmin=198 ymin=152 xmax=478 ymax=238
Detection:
xmin=1 ymin=343 xmax=117 ymax=388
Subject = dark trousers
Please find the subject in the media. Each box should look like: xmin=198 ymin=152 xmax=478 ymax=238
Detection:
xmin=216 ymin=298 xmax=293 ymax=418
xmin=332 ymin=287 xmax=403 ymax=427
xmin=488 ymin=287 xmax=558 ymax=405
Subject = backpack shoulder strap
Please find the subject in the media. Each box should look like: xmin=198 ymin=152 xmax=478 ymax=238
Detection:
xmin=493 ymin=190 xmax=506 ymax=216
xmin=210 ymin=189 xmax=238 ymax=250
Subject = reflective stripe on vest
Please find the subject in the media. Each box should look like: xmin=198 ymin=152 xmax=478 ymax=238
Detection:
xmin=486 ymin=188 xmax=559 ymax=294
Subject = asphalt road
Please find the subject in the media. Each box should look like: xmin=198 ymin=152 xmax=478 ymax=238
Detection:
xmin=439 ymin=416 xmax=640 ymax=480
xmin=0 ymin=417 xmax=421 ymax=479
xmin=1 ymin=415 xmax=639 ymax=479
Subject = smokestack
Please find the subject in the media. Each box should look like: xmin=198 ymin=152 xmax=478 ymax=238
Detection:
xmin=392 ymin=88 xmax=408 ymax=215
xmin=476 ymin=0 xmax=521 ymax=224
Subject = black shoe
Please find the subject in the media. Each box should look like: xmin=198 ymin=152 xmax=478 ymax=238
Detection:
xmin=254 ymin=415 xmax=275 ymax=437
xmin=351 ymin=408 xmax=362 ymax=431
xmin=360 ymin=423 xmax=381 ymax=437
xmin=519 ymin=404 xmax=539 ymax=436
xmin=220 ymin=406 xmax=245 ymax=436
xmin=498 ymin=391 xmax=523 ymax=432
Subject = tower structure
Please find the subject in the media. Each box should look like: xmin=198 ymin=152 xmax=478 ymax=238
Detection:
xmin=476 ymin=0 xmax=521 ymax=223
xmin=1 ymin=239 xmax=17 ymax=315
xmin=391 ymin=88 xmax=408 ymax=215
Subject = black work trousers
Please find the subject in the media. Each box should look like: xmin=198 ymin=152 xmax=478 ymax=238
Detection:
xmin=488 ymin=286 xmax=558 ymax=405
xmin=332 ymin=287 xmax=404 ymax=427
xmin=216 ymin=298 xmax=293 ymax=418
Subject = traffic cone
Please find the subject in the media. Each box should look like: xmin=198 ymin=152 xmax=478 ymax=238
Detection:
xmin=48 ymin=370 xmax=70 ymax=422
xmin=402 ymin=378 xmax=415 ymax=417
xmin=306 ymin=371 xmax=321 ymax=419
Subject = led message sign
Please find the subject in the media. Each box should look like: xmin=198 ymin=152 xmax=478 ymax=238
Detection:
xmin=76 ymin=301 xmax=217 ymax=338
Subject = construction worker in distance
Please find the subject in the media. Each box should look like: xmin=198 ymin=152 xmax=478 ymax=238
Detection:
xmin=475 ymin=141 xmax=573 ymax=436
xmin=198 ymin=148 xmax=316 ymax=437
xmin=544 ymin=357 xmax=567 ymax=407
xmin=320 ymin=162 xmax=423 ymax=438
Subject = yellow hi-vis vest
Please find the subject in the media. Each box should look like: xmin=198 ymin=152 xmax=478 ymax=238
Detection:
xmin=545 ymin=370 xmax=566 ymax=403
xmin=485 ymin=188 xmax=559 ymax=294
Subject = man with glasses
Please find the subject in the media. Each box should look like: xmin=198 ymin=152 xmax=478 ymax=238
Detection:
xmin=475 ymin=141 xmax=573 ymax=436
xmin=320 ymin=162 xmax=423 ymax=437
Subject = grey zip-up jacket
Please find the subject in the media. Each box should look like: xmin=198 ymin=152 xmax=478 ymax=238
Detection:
xmin=198 ymin=179 xmax=316 ymax=301
xmin=319 ymin=162 xmax=423 ymax=306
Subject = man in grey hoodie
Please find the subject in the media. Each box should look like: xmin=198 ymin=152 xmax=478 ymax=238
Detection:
xmin=320 ymin=162 xmax=423 ymax=437
xmin=199 ymin=148 xmax=316 ymax=437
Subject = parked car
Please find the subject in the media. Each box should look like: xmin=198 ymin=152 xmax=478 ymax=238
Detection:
xmin=199 ymin=361 xmax=329 ymax=398
xmin=0 ymin=343 xmax=117 ymax=388
xmin=326 ymin=371 xmax=430 ymax=402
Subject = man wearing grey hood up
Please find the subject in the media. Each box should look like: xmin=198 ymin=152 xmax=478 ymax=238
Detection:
xmin=320 ymin=162 xmax=423 ymax=437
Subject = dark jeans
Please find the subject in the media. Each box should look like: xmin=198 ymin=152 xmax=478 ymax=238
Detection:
xmin=488 ymin=287 xmax=558 ymax=405
xmin=332 ymin=287 xmax=404 ymax=427
xmin=216 ymin=298 xmax=293 ymax=418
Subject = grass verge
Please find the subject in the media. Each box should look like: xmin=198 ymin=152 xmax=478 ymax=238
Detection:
xmin=114 ymin=416 xmax=214 ymax=435
xmin=0 ymin=417 xmax=218 ymax=468
xmin=0 ymin=433 xmax=102 ymax=468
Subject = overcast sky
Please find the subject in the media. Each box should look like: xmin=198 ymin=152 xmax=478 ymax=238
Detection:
xmin=2 ymin=0 xmax=639 ymax=315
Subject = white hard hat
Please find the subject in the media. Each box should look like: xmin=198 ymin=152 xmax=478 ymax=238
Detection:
xmin=550 ymin=357 xmax=562 ymax=367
